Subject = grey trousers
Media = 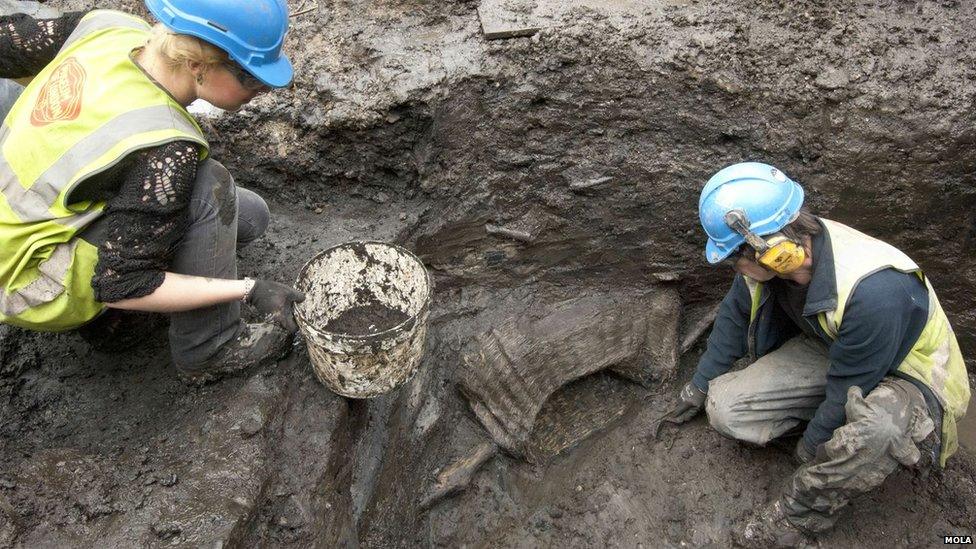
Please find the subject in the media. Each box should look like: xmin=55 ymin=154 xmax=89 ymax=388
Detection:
xmin=705 ymin=336 xmax=936 ymax=533
xmin=0 ymin=80 xmax=270 ymax=366
xmin=0 ymin=79 xmax=23 ymax=115
xmin=168 ymin=160 xmax=270 ymax=366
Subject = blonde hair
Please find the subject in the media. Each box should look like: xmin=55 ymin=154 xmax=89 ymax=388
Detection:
xmin=145 ymin=23 xmax=228 ymax=72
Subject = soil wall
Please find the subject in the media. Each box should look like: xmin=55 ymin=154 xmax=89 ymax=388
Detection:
xmin=206 ymin=0 xmax=976 ymax=356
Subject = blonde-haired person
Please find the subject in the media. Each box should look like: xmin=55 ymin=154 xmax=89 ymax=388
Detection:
xmin=146 ymin=23 xmax=228 ymax=71
xmin=0 ymin=0 xmax=304 ymax=383
xmin=138 ymin=23 xmax=264 ymax=111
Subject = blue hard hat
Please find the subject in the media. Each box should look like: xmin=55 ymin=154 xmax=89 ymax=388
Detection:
xmin=145 ymin=0 xmax=293 ymax=88
xmin=699 ymin=162 xmax=805 ymax=264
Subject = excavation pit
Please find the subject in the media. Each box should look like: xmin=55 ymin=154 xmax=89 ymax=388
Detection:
xmin=0 ymin=0 xmax=974 ymax=547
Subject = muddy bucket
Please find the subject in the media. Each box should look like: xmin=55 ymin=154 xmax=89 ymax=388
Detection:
xmin=294 ymin=242 xmax=432 ymax=399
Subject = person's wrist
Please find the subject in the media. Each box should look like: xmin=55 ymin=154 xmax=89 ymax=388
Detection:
xmin=241 ymin=277 xmax=256 ymax=303
xmin=689 ymin=376 xmax=708 ymax=395
xmin=683 ymin=381 xmax=707 ymax=407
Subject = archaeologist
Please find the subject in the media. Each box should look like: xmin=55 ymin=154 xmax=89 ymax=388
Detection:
xmin=661 ymin=162 xmax=970 ymax=546
xmin=0 ymin=0 xmax=305 ymax=382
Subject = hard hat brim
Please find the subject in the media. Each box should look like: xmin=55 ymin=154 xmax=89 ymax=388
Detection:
xmin=242 ymin=54 xmax=294 ymax=88
xmin=705 ymin=236 xmax=743 ymax=265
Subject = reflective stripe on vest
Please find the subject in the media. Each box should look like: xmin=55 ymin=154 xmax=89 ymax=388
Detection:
xmin=0 ymin=240 xmax=77 ymax=316
xmin=0 ymin=105 xmax=205 ymax=222
xmin=62 ymin=10 xmax=149 ymax=50
xmin=744 ymin=276 xmax=762 ymax=324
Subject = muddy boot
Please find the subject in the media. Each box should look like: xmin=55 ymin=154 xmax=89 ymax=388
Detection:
xmin=175 ymin=322 xmax=292 ymax=385
xmin=736 ymin=499 xmax=817 ymax=548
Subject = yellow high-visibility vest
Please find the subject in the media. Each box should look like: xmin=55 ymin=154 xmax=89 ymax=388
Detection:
xmin=744 ymin=219 xmax=969 ymax=466
xmin=0 ymin=10 xmax=209 ymax=331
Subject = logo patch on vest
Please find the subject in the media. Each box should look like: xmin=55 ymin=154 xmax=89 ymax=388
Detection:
xmin=30 ymin=57 xmax=86 ymax=127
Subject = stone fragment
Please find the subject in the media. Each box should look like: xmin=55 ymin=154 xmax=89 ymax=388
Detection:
xmin=815 ymin=67 xmax=850 ymax=89
xmin=187 ymin=100 xmax=225 ymax=118
xmin=485 ymin=223 xmax=535 ymax=243
xmin=239 ymin=413 xmax=265 ymax=438
xmin=151 ymin=522 xmax=182 ymax=541
xmin=478 ymin=0 xmax=652 ymax=40
xmin=478 ymin=0 xmax=541 ymax=40
xmin=569 ymin=176 xmax=613 ymax=192
xmin=651 ymin=271 xmax=682 ymax=282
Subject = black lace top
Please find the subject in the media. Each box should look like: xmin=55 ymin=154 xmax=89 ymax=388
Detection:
xmin=1 ymin=11 xmax=204 ymax=303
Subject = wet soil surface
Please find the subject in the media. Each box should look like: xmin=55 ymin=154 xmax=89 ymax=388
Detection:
xmin=324 ymin=302 xmax=410 ymax=335
xmin=2 ymin=198 xmax=973 ymax=548
xmin=2 ymin=0 xmax=975 ymax=547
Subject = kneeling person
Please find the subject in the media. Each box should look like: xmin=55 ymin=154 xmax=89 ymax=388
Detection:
xmin=666 ymin=162 xmax=969 ymax=545
xmin=0 ymin=1 xmax=305 ymax=382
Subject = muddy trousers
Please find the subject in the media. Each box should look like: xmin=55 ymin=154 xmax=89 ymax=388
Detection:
xmin=0 ymin=79 xmax=271 ymax=366
xmin=704 ymin=337 xmax=936 ymax=533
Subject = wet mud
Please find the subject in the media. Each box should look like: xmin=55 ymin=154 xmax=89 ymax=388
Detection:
xmin=1 ymin=0 xmax=974 ymax=547
xmin=324 ymin=303 xmax=409 ymax=335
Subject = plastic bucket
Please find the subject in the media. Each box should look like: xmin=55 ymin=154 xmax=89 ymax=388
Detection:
xmin=294 ymin=241 xmax=432 ymax=398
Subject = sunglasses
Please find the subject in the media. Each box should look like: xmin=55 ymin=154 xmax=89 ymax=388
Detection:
xmin=221 ymin=61 xmax=268 ymax=91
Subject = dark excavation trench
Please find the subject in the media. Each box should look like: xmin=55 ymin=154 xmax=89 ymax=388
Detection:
xmin=1 ymin=0 xmax=976 ymax=547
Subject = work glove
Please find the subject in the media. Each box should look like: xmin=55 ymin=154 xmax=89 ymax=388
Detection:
xmin=247 ymin=279 xmax=306 ymax=333
xmin=664 ymin=381 xmax=708 ymax=424
xmin=653 ymin=381 xmax=708 ymax=439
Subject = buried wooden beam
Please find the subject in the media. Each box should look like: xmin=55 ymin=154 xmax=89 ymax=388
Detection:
xmin=419 ymin=442 xmax=499 ymax=511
